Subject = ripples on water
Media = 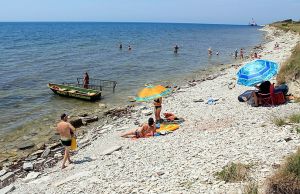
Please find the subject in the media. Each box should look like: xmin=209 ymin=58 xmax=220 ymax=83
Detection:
xmin=0 ymin=22 xmax=263 ymax=144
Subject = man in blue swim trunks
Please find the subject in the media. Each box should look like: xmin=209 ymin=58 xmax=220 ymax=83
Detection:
xmin=56 ymin=113 xmax=76 ymax=169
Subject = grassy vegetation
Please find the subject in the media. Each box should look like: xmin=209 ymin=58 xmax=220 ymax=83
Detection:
xmin=270 ymin=20 xmax=300 ymax=84
xmin=271 ymin=20 xmax=300 ymax=33
xmin=276 ymin=44 xmax=300 ymax=84
xmin=273 ymin=117 xmax=286 ymax=127
xmin=267 ymin=149 xmax=300 ymax=193
xmin=289 ymin=113 xmax=300 ymax=123
xmin=214 ymin=163 xmax=251 ymax=183
xmin=273 ymin=113 xmax=300 ymax=126
xmin=243 ymin=182 xmax=258 ymax=194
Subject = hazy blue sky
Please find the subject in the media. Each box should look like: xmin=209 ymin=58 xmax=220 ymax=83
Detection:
xmin=0 ymin=0 xmax=299 ymax=24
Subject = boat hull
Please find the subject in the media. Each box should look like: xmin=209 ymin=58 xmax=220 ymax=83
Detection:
xmin=48 ymin=83 xmax=101 ymax=101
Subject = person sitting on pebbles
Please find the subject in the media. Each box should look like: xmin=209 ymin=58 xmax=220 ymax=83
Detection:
xmin=120 ymin=118 xmax=156 ymax=138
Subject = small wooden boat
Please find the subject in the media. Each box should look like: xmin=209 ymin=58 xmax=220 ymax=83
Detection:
xmin=48 ymin=83 xmax=101 ymax=101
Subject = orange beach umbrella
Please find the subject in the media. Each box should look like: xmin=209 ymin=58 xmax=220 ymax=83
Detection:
xmin=135 ymin=85 xmax=172 ymax=102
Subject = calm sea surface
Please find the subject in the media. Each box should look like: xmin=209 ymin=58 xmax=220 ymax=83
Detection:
xmin=0 ymin=22 xmax=263 ymax=155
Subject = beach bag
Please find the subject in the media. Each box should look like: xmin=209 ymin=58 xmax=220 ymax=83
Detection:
xmin=70 ymin=137 xmax=77 ymax=150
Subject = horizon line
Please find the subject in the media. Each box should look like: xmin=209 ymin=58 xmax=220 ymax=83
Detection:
xmin=0 ymin=21 xmax=266 ymax=26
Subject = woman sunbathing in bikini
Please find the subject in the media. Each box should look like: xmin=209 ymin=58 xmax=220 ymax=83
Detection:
xmin=120 ymin=118 xmax=156 ymax=138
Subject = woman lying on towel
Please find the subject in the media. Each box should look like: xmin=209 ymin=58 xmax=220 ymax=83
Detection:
xmin=120 ymin=118 xmax=156 ymax=138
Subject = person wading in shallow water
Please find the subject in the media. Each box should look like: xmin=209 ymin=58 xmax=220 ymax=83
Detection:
xmin=174 ymin=44 xmax=179 ymax=54
xmin=56 ymin=113 xmax=75 ymax=169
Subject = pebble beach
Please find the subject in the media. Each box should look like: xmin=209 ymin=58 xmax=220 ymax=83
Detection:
xmin=2 ymin=25 xmax=300 ymax=194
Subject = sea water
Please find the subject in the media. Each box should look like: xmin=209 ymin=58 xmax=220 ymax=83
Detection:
xmin=0 ymin=22 xmax=263 ymax=156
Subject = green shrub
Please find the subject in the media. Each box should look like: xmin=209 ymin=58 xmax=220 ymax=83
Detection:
xmin=289 ymin=113 xmax=300 ymax=123
xmin=215 ymin=163 xmax=251 ymax=183
xmin=286 ymin=150 xmax=300 ymax=179
xmin=243 ymin=182 xmax=258 ymax=194
xmin=272 ymin=22 xmax=300 ymax=84
xmin=273 ymin=117 xmax=286 ymax=126
xmin=277 ymin=42 xmax=300 ymax=84
xmin=267 ymin=149 xmax=300 ymax=193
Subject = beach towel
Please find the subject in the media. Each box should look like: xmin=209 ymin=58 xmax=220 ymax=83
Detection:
xmin=156 ymin=123 xmax=180 ymax=133
xmin=131 ymin=123 xmax=179 ymax=139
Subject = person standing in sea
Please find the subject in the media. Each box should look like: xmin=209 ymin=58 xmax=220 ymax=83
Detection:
xmin=240 ymin=48 xmax=244 ymax=60
xmin=119 ymin=43 xmax=123 ymax=49
xmin=208 ymin=47 xmax=213 ymax=56
xmin=56 ymin=113 xmax=75 ymax=169
xmin=234 ymin=49 xmax=238 ymax=59
xmin=83 ymin=72 xmax=89 ymax=89
xmin=174 ymin=44 xmax=179 ymax=54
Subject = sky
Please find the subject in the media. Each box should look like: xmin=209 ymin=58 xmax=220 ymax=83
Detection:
xmin=0 ymin=0 xmax=299 ymax=24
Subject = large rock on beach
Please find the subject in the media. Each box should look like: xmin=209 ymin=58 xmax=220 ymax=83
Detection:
xmin=49 ymin=134 xmax=60 ymax=142
xmin=81 ymin=116 xmax=98 ymax=124
xmin=17 ymin=142 xmax=35 ymax=150
xmin=23 ymin=172 xmax=40 ymax=183
xmin=0 ymin=184 xmax=15 ymax=194
xmin=33 ymin=159 xmax=45 ymax=171
xmin=43 ymin=158 xmax=56 ymax=168
xmin=98 ymin=103 xmax=107 ymax=108
xmin=45 ymin=142 xmax=60 ymax=150
xmin=0 ymin=169 xmax=7 ymax=177
xmin=0 ymin=172 xmax=15 ymax=189
xmin=41 ymin=147 xmax=51 ymax=158
xmin=69 ymin=118 xmax=83 ymax=128
xmin=30 ymin=150 xmax=44 ymax=157
xmin=22 ymin=162 xmax=33 ymax=171
xmin=24 ymin=155 xmax=38 ymax=161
